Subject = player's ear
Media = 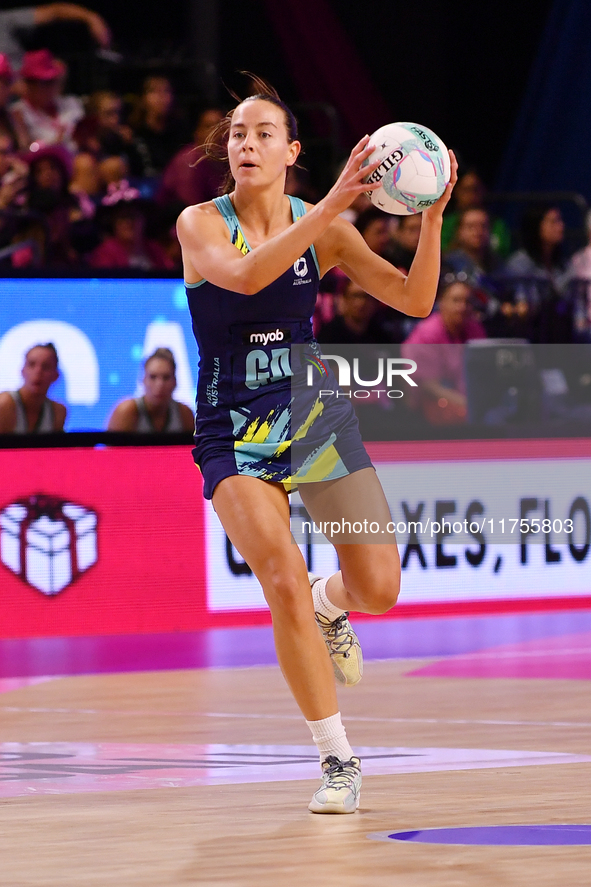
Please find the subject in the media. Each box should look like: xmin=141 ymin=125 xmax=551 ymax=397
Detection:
xmin=286 ymin=140 xmax=301 ymax=167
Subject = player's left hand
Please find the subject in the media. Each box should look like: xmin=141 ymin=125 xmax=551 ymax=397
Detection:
xmin=423 ymin=149 xmax=458 ymax=222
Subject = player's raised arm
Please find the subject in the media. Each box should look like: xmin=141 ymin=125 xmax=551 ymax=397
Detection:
xmin=177 ymin=133 xmax=383 ymax=296
xmin=317 ymin=149 xmax=458 ymax=318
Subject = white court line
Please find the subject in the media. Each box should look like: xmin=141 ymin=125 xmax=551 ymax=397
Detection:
xmin=2 ymin=743 xmax=591 ymax=798
xmin=2 ymin=706 xmax=591 ymax=729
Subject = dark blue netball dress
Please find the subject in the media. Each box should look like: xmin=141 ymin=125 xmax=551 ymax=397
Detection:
xmin=186 ymin=194 xmax=372 ymax=499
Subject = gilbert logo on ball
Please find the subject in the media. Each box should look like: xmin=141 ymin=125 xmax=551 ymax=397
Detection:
xmin=0 ymin=494 xmax=98 ymax=595
xmin=363 ymin=122 xmax=450 ymax=215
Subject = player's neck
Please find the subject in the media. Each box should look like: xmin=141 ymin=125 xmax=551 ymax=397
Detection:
xmin=231 ymin=182 xmax=290 ymax=239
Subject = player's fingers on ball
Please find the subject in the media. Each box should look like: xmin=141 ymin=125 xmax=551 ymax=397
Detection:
xmin=350 ymin=135 xmax=371 ymax=158
xmin=449 ymin=149 xmax=458 ymax=180
xmin=362 ymin=156 xmax=383 ymax=177
xmin=360 ymin=142 xmax=376 ymax=161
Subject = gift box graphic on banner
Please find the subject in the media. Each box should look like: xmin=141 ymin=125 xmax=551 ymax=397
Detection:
xmin=0 ymin=494 xmax=98 ymax=595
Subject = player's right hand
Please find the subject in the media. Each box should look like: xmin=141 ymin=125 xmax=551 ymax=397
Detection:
xmin=324 ymin=136 xmax=383 ymax=215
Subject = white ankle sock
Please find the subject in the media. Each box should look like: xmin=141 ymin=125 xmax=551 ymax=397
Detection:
xmin=311 ymin=576 xmax=345 ymax=622
xmin=306 ymin=712 xmax=355 ymax=764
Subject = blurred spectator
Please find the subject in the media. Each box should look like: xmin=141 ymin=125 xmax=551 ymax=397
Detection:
xmin=285 ymin=164 xmax=318 ymax=203
xmin=386 ymin=213 xmax=422 ymax=274
xmin=90 ymin=188 xmax=174 ymax=270
xmin=0 ymin=53 xmax=28 ymax=146
xmin=441 ymin=168 xmax=511 ymax=257
xmin=504 ymin=204 xmax=571 ymax=342
xmin=0 ymin=129 xmax=30 ymax=261
xmin=74 ymin=90 xmax=143 ymax=173
xmin=355 ymin=206 xmax=411 ymax=341
xmin=505 ymin=204 xmax=567 ymax=282
xmin=20 ymin=144 xmax=85 ymax=264
xmin=401 ymin=277 xmax=486 ymax=425
xmin=69 ymin=150 xmax=99 ymax=201
xmin=156 ymin=106 xmax=225 ymax=211
xmin=316 ymin=279 xmax=395 ymax=344
xmin=129 ymin=75 xmax=188 ymax=180
xmin=97 ymin=154 xmax=129 ymax=192
xmin=11 ymin=49 xmax=84 ymax=153
xmin=107 ymin=347 xmax=194 ymax=432
xmin=565 ymin=208 xmax=591 ymax=339
xmin=443 ymin=207 xmax=504 ymax=329
xmin=0 ymin=4 xmax=111 ymax=69
xmin=566 ymin=208 xmax=591 ymax=281
xmin=0 ymin=342 xmax=66 ymax=433
xmin=0 ymin=131 xmax=28 ymax=212
xmin=444 ymin=208 xmax=503 ymax=281
xmin=354 ymin=206 xmax=391 ymax=258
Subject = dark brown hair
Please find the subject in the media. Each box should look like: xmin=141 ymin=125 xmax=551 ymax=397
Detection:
xmin=25 ymin=342 xmax=59 ymax=369
xmin=144 ymin=347 xmax=176 ymax=374
xmin=194 ymin=73 xmax=299 ymax=195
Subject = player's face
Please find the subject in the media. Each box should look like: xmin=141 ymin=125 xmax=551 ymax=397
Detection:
xmin=143 ymin=358 xmax=176 ymax=404
xmin=228 ymin=100 xmax=300 ymax=187
xmin=21 ymin=347 xmax=58 ymax=396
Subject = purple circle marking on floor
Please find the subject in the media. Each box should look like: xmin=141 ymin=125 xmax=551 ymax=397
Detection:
xmin=368 ymin=825 xmax=591 ymax=846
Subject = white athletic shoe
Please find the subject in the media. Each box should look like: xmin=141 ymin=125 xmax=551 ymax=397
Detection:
xmin=308 ymin=755 xmax=362 ymax=814
xmin=309 ymin=574 xmax=363 ymax=686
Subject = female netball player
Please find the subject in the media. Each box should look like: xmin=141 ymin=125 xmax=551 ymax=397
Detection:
xmin=177 ymin=78 xmax=457 ymax=814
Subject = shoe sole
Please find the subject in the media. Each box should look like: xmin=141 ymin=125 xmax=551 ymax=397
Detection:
xmin=308 ymin=793 xmax=361 ymax=814
xmin=329 ymin=656 xmax=362 ymax=687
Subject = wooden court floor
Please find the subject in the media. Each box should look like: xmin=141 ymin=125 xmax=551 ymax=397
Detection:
xmin=1 ymin=658 xmax=591 ymax=887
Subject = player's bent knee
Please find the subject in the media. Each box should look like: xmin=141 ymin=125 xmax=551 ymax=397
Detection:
xmin=363 ymin=578 xmax=400 ymax=615
xmin=346 ymin=565 xmax=401 ymax=614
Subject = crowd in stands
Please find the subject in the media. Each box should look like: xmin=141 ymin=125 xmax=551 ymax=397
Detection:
xmin=0 ymin=44 xmax=226 ymax=272
xmin=314 ymin=179 xmax=591 ymax=349
xmin=0 ymin=38 xmax=590 ymax=344
xmin=0 ymin=15 xmax=590 ymax=435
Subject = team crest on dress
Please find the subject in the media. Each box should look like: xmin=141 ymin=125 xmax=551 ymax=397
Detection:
xmin=293 ymin=257 xmax=308 ymax=278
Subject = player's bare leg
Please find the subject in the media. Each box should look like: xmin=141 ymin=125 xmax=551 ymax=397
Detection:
xmin=212 ymin=475 xmax=361 ymax=812
xmin=300 ymin=467 xmax=400 ymax=611
xmin=212 ymin=475 xmax=339 ymax=721
xmin=300 ymin=467 xmax=400 ymax=686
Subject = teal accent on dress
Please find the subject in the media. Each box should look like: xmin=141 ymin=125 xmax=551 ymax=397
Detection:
xmin=184 ymin=194 xmax=320 ymax=286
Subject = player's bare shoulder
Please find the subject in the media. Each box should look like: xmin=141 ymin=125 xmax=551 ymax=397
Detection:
xmin=51 ymin=400 xmax=67 ymax=431
xmin=177 ymin=200 xmax=225 ymax=244
xmin=0 ymin=391 xmax=17 ymax=433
